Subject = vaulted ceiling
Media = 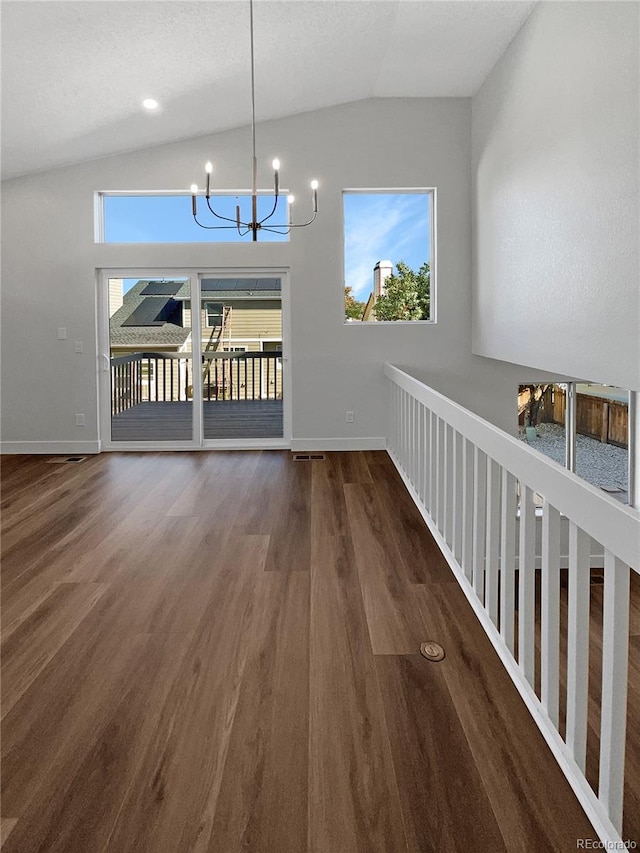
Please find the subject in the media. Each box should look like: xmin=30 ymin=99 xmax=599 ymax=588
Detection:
xmin=1 ymin=0 xmax=537 ymax=179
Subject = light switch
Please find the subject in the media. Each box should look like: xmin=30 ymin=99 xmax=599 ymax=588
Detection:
xmin=74 ymin=341 xmax=83 ymax=353
xmin=57 ymin=327 xmax=67 ymax=340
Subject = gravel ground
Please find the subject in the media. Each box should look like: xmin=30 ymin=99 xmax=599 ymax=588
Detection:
xmin=518 ymin=422 xmax=628 ymax=492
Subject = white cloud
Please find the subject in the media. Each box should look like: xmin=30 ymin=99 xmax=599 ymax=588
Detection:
xmin=344 ymin=194 xmax=429 ymax=300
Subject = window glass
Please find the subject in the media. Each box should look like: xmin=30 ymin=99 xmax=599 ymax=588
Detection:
xmin=343 ymin=191 xmax=434 ymax=322
xmin=102 ymin=195 xmax=289 ymax=243
xmin=205 ymin=303 xmax=224 ymax=327
xmin=518 ymin=383 xmax=629 ymax=503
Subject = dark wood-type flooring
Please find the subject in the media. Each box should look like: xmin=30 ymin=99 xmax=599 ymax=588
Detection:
xmin=1 ymin=450 xmax=634 ymax=852
xmin=111 ymin=400 xmax=283 ymax=442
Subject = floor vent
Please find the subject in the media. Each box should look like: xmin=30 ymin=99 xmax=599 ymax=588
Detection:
xmin=590 ymin=574 xmax=605 ymax=585
xmin=420 ymin=641 xmax=446 ymax=662
xmin=292 ymin=453 xmax=326 ymax=461
xmin=48 ymin=456 xmax=86 ymax=464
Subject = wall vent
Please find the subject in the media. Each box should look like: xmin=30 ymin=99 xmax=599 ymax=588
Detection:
xmin=292 ymin=453 xmax=325 ymax=461
xmin=48 ymin=457 xmax=86 ymax=464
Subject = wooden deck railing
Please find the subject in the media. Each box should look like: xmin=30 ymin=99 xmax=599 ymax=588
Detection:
xmin=385 ymin=363 xmax=640 ymax=846
xmin=111 ymin=351 xmax=282 ymax=415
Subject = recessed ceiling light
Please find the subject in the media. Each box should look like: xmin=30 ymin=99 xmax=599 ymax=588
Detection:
xmin=142 ymin=98 xmax=159 ymax=110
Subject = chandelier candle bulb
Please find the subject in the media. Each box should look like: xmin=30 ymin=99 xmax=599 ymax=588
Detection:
xmin=188 ymin=0 xmax=318 ymax=238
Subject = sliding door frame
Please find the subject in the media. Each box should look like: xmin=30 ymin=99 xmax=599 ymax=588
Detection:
xmin=98 ymin=266 xmax=291 ymax=451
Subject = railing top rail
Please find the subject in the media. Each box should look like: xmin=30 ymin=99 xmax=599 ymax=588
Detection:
xmin=202 ymin=351 xmax=282 ymax=361
xmin=110 ymin=351 xmax=283 ymax=366
xmin=385 ymin=363 xmax=640 ymax=571
xmin=110 ymin=351 xmax=190 ymax=364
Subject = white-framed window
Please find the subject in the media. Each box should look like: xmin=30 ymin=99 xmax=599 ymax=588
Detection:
xmin=223 ymin=346 xmax=247 ymax=352
xmin=98 ymin=192 xmax=289 ymax=243
xmin=342 ymin=189 xmax=435 ymax=324
xmin=205 ymin=302 xmax=224 ymax=327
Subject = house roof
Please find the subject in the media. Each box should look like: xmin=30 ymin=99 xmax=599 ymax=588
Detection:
xmin=110 ymin=280 xmax=191 ymax=349
xmin=173 ymin=278 xmax=281 ymax=301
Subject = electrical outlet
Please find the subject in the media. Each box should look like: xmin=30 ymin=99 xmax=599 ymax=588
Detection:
xmin=345 ymin=410 xmax=355 ymax=423
xmin=75 ymin=414 xmax=85 ymax=426
xmin=74 ymin=341 xmax=83 ymax=353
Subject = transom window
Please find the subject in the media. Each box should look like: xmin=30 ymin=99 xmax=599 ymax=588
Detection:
xmin=99 ymin=194 xmax=289 ymax=243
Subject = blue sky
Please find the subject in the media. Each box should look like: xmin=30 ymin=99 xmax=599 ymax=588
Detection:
xmin=108 ymin=192 xmax=431 ymax=300
xmin=104 ymin=195 xmax=289 ymax=244
xmin=343 ymin=193 xmax=431 ymax=301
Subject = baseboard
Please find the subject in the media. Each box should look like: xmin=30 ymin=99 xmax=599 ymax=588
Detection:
xmin=102 ymin=439 xmax=291 ymax=452
xmin=0 ymin=441 xmax=101 ymax=455
xmin=290 ymin=437 xmax=386 ymax=451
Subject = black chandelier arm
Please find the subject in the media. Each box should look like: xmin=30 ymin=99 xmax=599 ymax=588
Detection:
xmin=192 ymin=214 xmax=250 ymax=230
xmin=260 ymin=226 xmax=291 ymax=235
xmin=205 ymin=196 xmax=241 ymax=225
xmin=257 ymin=192 xmax=280 ymax=225
xmin=259 ymin=210 xmax=319 ymax=231
xmin=289 ymin=210 xmax=318 ymax=228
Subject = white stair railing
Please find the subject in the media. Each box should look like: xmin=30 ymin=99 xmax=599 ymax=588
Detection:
xmin=385 ymin=363 xmax=640 ymax=845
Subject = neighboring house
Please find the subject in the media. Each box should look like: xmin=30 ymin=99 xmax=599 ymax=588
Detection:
xmin=362 ymin=260 xmax=393 ymax=321
xmin=109 ymin=278 xmax=283 ymax=401
xmin=109 ymin=280 xmax=192 ymax=356
xmin=174 ymin=277 xmax=282 ymax=357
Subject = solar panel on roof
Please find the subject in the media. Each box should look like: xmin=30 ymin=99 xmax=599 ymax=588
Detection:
xmin=122 ymin=297 xmax=172 ymax=326
xmin=201 ymin=278 xmax=281 ymax=292
xmin=140 ymin=281 xmax=184 ymax=296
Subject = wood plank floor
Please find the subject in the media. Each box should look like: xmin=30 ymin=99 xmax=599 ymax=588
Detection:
xmin=0 ymin=450 xmax=613 ymax=851
xmin=110 ymin=400 xmax=283 ymax=441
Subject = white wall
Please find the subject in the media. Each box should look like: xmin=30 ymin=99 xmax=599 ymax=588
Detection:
xmin=472 ymin=1 xmax=640 ymax=393
xmin=1 ymin=98 xmax=556 ymax=451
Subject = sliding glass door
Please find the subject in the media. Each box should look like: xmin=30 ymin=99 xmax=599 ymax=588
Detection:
xmin=199 ymin=276 xmax=283 ymax=440
xmin=101 ymin=271 xmax=288 ymax=447
xmin=106 ymin=276 xmax=194 ymax=443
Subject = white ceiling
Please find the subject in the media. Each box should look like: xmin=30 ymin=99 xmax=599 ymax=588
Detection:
xmin=1 ymin=0 xmax=537 ymax=179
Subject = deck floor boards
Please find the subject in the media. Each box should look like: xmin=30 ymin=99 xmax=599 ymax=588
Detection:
xmin=1 ymin=450 xmax=624 ymax=851
xmin=111 ymin=399 xmax=283 ymax=441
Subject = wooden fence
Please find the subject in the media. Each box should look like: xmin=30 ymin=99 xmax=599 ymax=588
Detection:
xmin=552 ymin=389 xmax=628 ymax=449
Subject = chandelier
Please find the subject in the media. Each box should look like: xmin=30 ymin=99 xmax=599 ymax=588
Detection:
xmin=190 ymin=0 xmax=318 ymax=241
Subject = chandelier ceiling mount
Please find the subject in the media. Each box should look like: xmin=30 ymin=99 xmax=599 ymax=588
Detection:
xmin=190 ymin=0 xmax=318 ymax=241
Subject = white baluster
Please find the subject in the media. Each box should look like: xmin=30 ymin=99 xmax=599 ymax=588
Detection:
xmin=500 ymin=470 xmax=517 ymax=653
xmin=424 ymin=408 xmax=432 ymax=512
xmin=485 ymin=458 xmax=501 ymax=625
xmin=452 ymin=430 xmax=464 ymax=562
xmin=541 ymin=502 xmax=561 ymax=727
xmin=437 ymin=418 xmax=446 ymax=533
xmin=473 ymin=448 xmax=487 ymax=602
xmin=566 ymin=521 xmax=591 ymax=772
xmin=445 ymin=424 xmax=454 ymax=547
xmin=518 ymin=485 xmax=536 ymax=686
xmin=598 ymin=552 xmax=630 ymax=832
xmin=461 ymin=438 xmax=474 ymax=582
